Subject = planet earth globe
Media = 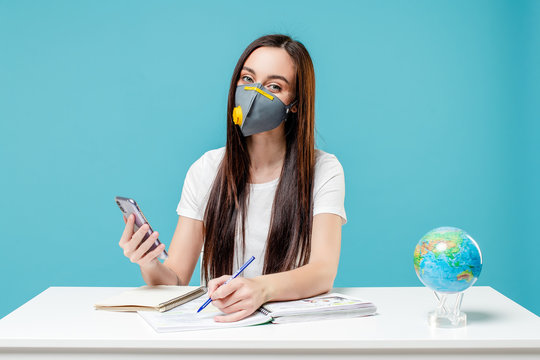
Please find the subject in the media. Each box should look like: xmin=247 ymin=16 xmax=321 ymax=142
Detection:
xmin=414 ymin=227 xmax=482 ymax=293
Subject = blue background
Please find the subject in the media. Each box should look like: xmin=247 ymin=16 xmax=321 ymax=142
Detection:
xmin=1 ymin=0 xmax=539 ymax=318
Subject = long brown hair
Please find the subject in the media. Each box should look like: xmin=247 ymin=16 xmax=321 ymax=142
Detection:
xmin=202 ymin=34 xmax=316 ymax=282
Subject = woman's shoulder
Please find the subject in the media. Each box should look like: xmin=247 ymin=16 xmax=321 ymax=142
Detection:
xmin=189 ymin=147 xmax=226 ymax=174
xmin=313 ymin=149 xmax=345 ymax=191
xmin=199 ymin=146 xmax=226 ymax=163
xmin=314 ymin=149 xmax=344 ymax=174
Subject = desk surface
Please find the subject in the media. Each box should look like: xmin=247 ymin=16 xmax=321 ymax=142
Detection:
xmin=1 ymin=286 xmax=539 ymax=358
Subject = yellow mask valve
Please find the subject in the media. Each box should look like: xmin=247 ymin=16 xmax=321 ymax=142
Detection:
xmin=233 ymin=105 xmax=243 ymax=126
xmin=244 ymin=86 xmax=274 ymax=100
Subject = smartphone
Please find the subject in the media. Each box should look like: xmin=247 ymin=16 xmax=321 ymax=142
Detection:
xmin=115 ymin=196 xmax=168 ymax=260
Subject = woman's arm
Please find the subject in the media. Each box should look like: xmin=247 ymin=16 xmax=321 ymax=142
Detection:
xmin=259 ymin=212 xmax=342 ymax=301
xmin=159 ymin=215 xmax=204 ymax=285
xmin=208 ymin=212 xmax=342 ymax=322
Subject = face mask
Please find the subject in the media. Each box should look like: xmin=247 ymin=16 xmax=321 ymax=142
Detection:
xmin=232 ymin=83 xmax=297 ymax=137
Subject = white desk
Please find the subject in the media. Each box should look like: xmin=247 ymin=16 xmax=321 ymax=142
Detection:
xmin=0 ymin=286 xmax=539 ymax=359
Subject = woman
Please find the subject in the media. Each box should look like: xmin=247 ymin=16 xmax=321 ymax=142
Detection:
xmin=119 ymin=34 xmax=347 ymax=322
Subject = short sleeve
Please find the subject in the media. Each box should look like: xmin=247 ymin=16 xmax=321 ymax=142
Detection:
xmin=175 ymin=148 xmax=225 ymax=221
xmin=313 ymin=153 xmax=347 ymax=225
xmin=176 ymin=160 xmax=205 ymax=221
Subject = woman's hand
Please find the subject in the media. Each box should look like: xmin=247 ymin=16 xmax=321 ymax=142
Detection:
xmin=207 ymin=275 xmax=268 ymax=322
xmin=119 ymin=214 xmax=166 ymax=269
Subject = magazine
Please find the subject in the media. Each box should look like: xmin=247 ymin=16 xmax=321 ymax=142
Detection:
xmin=260 ymin=293 xmax=377 ymax=324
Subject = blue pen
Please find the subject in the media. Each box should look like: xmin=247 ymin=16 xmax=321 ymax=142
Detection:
xmin=196 ymin=255 xmax=256 ymax=313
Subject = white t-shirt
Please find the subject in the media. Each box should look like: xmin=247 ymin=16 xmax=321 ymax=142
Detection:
xmin=176 ymin=147 xmax=346 ymax=279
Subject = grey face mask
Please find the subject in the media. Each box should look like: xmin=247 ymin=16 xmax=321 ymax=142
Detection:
xmin=232 ymin=83 xmax=297 ymax=137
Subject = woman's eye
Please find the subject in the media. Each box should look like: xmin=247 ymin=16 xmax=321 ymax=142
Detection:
xmin=266 ymin=84 xmax=282 ymax=92
xmin=241 ymin=75 xmax=254 ymax=83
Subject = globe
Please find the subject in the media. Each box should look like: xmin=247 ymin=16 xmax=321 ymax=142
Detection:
xmin=414 ymin=226 xmax=483 ymax=294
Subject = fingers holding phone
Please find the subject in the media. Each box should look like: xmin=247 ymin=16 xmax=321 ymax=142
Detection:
xmin=116 ymin=196 xmax=169 ymax=268
xmin=119 ymin=214 xmax=166 ymax=268
xmin=119 ymin=213 xmax=135 ymax=248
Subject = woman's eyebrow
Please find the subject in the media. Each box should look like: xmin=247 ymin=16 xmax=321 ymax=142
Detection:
xmin=268 ymin=74 xmax=290 ymax=85
xmin=242 ymin=66 xmax=256 ymax=75
xmin=242 ymin=66 xmax=290 ymax=85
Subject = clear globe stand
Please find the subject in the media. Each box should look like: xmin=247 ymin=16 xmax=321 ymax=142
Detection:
xmin=428 ymin=291 xmax=466 ymax=328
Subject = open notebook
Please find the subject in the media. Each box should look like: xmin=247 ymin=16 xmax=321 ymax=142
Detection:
xmin=139 ymin=292 xmax=377 ymax=332
xmin=94 ymin=285 xmax=206 ymax=312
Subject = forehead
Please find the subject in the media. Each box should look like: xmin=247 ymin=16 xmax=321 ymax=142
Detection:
xmin=243 ymin=46 xmax=296 ymax=83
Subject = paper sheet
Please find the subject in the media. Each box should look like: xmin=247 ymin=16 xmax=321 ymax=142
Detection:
xmin=138 ymin=294 xmax=271 ymax=332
